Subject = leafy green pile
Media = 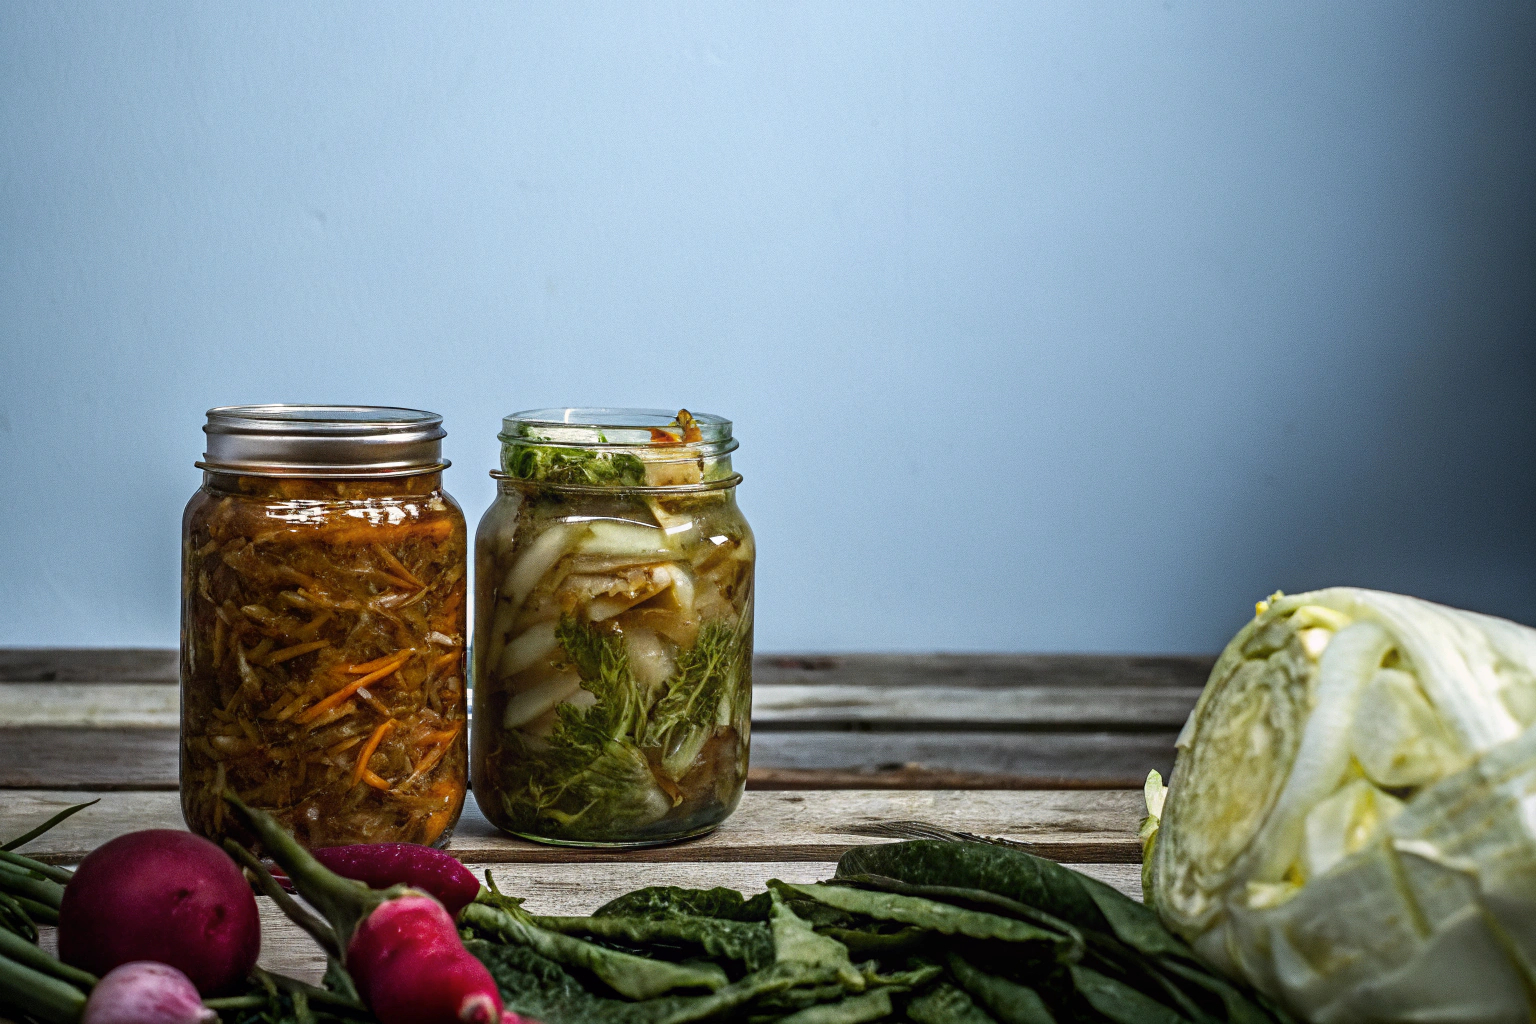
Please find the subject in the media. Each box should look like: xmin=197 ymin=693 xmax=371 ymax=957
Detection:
xmin=493 ymin=616 xmax=750 ymax=841
xmin=455 ymin=841 xmax=1295 ymax=1024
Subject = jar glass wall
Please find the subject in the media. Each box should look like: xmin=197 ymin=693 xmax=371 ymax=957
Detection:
xmin=180 ymin=407 xmax=469 ymax=848
xmin=471 ymin=408 xmax=754 ymax=847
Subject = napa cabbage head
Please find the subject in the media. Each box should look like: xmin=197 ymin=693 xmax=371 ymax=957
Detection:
xmin=1147 ymin=587 xmax=1536 ymax=1023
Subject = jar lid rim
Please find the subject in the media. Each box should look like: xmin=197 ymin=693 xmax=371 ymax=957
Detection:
xmin=201 ymin=404 xmax=447 ymax=475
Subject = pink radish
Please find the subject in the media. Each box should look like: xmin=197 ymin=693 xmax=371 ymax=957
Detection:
xmin=311 ymin=844 xmax=482 ymax=915
xmin=81 ymin=962 xmax=217 ymax=1024
xmin=58 ymin=831 xmax=260 ymax=995
xmin=224 ymin=796 xmax=525 ymax=1024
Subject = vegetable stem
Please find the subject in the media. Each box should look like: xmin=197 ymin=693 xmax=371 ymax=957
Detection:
xmin=0 ymin=926 xmax=96 ymax=990
xmin=0 ymin=951 xmax=88 ymax=1024
xmin=222 ymin=840 xmax=341 ymax=958
xmin=0 ymin=862 xmax=64 ymax=911
xmin=0 ymin=850 xmax=72 ymax=886
xmin=222 ymin=794 xmax=387 ymax=950
xmin=1 ymin=800 xmax=98 ymax=853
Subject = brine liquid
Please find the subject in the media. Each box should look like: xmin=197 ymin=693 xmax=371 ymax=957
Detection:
xmin=180 ymin=474 xmax=470 ymax=849
xmin=471 ymin=486 xmax=754 ymax=846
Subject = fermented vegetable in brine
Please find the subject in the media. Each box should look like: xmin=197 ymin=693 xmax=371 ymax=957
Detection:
xmin=472 ymin=409 xmax=754 ymax=846
xmin=181 ymin=472 xmax=469 ymax=848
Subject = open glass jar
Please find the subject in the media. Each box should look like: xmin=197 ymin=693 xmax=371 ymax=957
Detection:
xmin=471 ymin=408 xmax=755 ymax=847
xmin=180 ymin=406 xmax=469 ymax=849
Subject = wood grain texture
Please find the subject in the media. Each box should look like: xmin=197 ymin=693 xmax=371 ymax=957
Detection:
xmin=1 ymin=648 xmax=1216 ymax=689
xmin=0 ymin=727 xmax=1173 ymax=790
xmin=1 ymin=681 xmax=1200 ymax=730
xmin=2 ymin=788 xmax=1144 ymax=865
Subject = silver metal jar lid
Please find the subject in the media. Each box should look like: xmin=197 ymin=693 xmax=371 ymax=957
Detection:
xmin=197 ymin=405 xmax=449 ymax=478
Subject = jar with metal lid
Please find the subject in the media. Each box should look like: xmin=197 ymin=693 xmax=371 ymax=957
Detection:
xmin=471 ymin=408 xmax=755 ymax=846
xmin=180 ymin=406 xmax=469 ymax=848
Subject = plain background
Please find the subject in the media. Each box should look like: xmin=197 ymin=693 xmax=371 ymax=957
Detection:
xmin=2 ymin=2 xmax=1532 ymax=653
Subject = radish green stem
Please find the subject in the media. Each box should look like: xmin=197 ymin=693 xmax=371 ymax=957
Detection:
xmin=222 ymin=793 xmax=388 ymax=950
xmin=0 ymin=893 xmax=38 ymax=942
xmin=204 ymin=994 xmax=267 ymax=1009
xmin=0 ymin=928 xmax=95 ymax=990
xmin=0 ymin=861 xmax=64 ymax=909
xmin=8 ymin=895 xmax=58 ymax=925
xmin=1 ymin=801 xmax=98 ymax=853
xmin=0 ymin=951 xmax=88 ymax=1024
xmin=254 ymin=967 xmax=367 ymax=1011
xmin=222 ymin=840 xmax=341 ymax=958
xmin=0 ymin=850 xmax=71 ymax=886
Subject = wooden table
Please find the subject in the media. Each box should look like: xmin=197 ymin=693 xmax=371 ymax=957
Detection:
xmin=0 ymin=648 xmax=1205 ymax=985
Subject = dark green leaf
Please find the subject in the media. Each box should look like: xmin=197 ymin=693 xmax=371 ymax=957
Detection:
xmin=906 ymin=982 xmax=999 ymax=1024
xmin=947 ymin=952 xmax=1057 ymax=1024
xmin=462 ymin=902 xmax=728 ymax=1000
xmin=776 ymin=989 xmax=893 ymax=1023
xmin=1070 ymin=964 xmax=1191 ymax=1024
xmin=772 ymin=881 xmax=1071 ymax=951
xmin=594 ymin=885 xmax=771 ymax=922
xmin=536 ymin=914 xmax=775 ymax=972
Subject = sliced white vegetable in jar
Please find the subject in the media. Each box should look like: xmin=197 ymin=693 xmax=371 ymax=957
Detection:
xmin=625 ymin=627 xmax=676 ymax=694
xmin=498 ymin=619 xmax=561 ymax=677
xmin=645 ymin=497 xmax=694 ymax=535
xmin=504 ymin=522 xmax=586 ymax=610
xmin=578 ymin=520 xmax=673 ymax=557
xmin=503 ymin=668 xmax=583 ymax=730
xmin=585 ymin=565 xmax=688 ymax=622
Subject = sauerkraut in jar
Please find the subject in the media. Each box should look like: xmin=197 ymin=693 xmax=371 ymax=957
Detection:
xmin=472 ymin=408 xmax=754 ymax=847
xmin=180 ymin=406 xmax=469 ymax=848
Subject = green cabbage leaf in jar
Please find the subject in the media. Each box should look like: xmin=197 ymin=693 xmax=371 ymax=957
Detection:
xmin=1145 ymin=588 xmax=1536 ymax=1023
xmin=472 ymin=409 xmax=755 ymax=846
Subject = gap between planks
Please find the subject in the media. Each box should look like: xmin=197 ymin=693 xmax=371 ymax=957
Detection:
xmin=1 ymin=789 xmax=1145 ymax=866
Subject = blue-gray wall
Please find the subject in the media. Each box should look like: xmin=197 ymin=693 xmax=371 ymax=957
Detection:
xmin=2 ymin=2 xmax=1533 ymax=652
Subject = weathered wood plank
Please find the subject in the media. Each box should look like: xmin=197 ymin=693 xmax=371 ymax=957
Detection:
xmin=0 ymin=681 xmax=1200 ymax=730
xmin=0 ymin=729 xmax=181 ymax=789
xmin=0 ymin=648 xmax=178 ymax=682
xmin=0 ymin=648 xmax=1217 ymax=689
xmin=1 ymin=789 xmax=1144 ymax=865
xmin=0 ymin=727 xmax=1173 ymax=790
xmin=24 ymin=862 xmax=1141 ymax=987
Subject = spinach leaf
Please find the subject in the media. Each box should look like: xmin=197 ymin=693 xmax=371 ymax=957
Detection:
xmin=775 ymin=989 xmax=893 ymax=1024
xmin=772 ymin=881 xmax=1071 ymax=951
xmin=469 ymin=940 xmax=850 ymax=1024
xmin=946 ymin=952 xmax=1057 ymax=1024
xmin=770 ymin=888 xmax=863 ymax=989
xmin=462 ymin=902 xmax=728 ymax=1000
xmin=535 ymin=914 xmax=775 ymax=972
xmin=836 ymin=841 xmax=1196 ymax=961
xmin=1070 ymin=964 xmax=1191 ymax=1024
xmin=594 ymin=885 xmax=772 ymax=922
xmin=906 ymin=983 xmax=1000 ymax=1024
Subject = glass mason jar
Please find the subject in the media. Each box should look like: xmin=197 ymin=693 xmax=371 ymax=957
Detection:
xmin=180 ymin=406 xmax=470 ymax=849
xmin=471 ymin=408 xmax=755 ymax=847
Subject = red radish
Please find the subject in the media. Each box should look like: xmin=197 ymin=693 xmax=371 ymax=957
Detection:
xmin=224 ymin=796 xmax=523 ymax=1024
xmin=311 ymin=844 xmax=482 ymax=915
xmin=58 ymin=831 xmax=260 ymax=995
xmin=81 ymin=962 xmax=217 ymax=1024
xmin=348 ymin=895 xmax=504 ymax=1023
